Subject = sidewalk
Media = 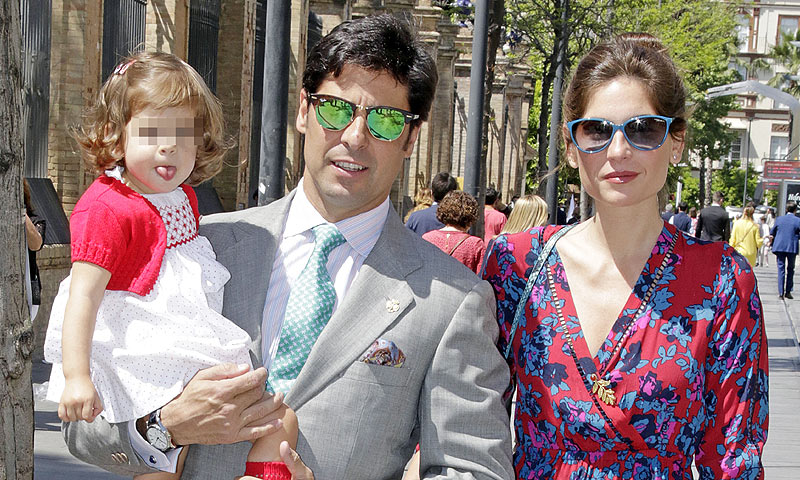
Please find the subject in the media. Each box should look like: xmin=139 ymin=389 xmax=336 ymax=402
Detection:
xmin=32 ymin=265 xmax=800 ymax=479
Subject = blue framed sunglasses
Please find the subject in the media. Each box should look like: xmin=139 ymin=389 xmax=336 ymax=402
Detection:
xmin=567 ymin=115 xmax=674 ymax=153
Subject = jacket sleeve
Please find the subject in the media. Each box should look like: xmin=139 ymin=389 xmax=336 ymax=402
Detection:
xmin=417 ymin=280 xmax=514 ymax=479
xmin=62 ymin=419 xmax=161 ymax=476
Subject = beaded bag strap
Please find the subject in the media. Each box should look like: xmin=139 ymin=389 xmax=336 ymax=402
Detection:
xmin=504 ymin=224 xmax=577 ymax=360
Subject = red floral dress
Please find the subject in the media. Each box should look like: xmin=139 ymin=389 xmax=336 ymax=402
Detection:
xmin=482 ymin=223 xmax=768 ymax=480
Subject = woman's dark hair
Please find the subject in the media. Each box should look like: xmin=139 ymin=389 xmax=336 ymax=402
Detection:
xmin=563 ymin=33 xmax=688 ymax=142
xmin=302 ymin=14 xmax=438 ymax=124
xmin=436 ymin=191 xmax=478 ymax=229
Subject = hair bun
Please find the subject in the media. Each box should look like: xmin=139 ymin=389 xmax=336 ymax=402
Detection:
xmin=616 ymin=32 xmax=667 ymax=53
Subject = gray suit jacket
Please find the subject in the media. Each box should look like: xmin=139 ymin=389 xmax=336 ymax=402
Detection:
xmin=63 ymin=192 xmax=513 ymax=479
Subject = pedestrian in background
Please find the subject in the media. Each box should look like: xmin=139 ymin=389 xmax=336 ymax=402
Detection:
xmin=688 ymin=206 xmax=698 ymax=236
xmin=406 ymin=171 xmax=458 ymax=236
xmin=422 ymin=190 xmax=485 ymax=274
xmin=758 ymin=214 xmax=771 ymax=267
xmin=500 ymin=194 xmax=548 ymax=235
xmin=670 ymin=201 xmax=691 ymax=233
xmin=696 ymin=191 xmax=730 ymax=241
xmin=730 ymin=205 xmax=763 ymax=267
xmin=404 ymin=187 xmax=432 ymax=223
xmin=482 ymin=33 xmax=768 ymax=479
xmin=483 ymin=186 xmax=507 ymax=240
xmin=770 ymin=201 xmax=800 ymax=299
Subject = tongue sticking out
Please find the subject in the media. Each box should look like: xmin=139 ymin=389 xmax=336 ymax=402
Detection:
xmin=156 ymin=166 xmax=177 ymax=181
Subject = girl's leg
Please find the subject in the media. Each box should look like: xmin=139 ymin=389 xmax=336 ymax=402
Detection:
xmin=133 ymin=446 xmax=188 ymax=480
xmin=243 ymin=404 xmax=297 ymax=480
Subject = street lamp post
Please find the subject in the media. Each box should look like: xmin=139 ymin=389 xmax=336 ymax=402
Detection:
xmin=743 ymin=115 xmax=753 ymax=206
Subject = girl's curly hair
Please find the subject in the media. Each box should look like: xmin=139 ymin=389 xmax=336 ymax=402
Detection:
xmin=72 ymin=51 xmax=232 ymax=185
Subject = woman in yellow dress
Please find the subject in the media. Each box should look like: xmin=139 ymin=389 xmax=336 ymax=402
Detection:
xmin=729 ymin=205 xmax=763 ymax=266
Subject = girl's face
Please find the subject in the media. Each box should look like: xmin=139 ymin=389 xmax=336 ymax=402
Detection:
xmin=565 ymin=77 xmax=684 ymax=212
xmin=121 ymin=106 xmax=201 ymax=194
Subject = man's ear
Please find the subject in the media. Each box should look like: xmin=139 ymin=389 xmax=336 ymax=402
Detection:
xmin=296 ymin=89 xmax=309 ymax=135
xmin=401 ymin=123 xmax=421 ymax=157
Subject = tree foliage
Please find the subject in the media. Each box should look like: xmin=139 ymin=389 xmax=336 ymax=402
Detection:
xmin=768 ymin=30 xmax=800 ymax=98
xmin=506 ymin=0 xmax=740 ymax=208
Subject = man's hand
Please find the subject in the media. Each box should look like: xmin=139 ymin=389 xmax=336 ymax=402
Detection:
xmin=281 ymin=441 xmax=314 ymax=480
xmin=159 ymin=363 xmax=285 ymax=446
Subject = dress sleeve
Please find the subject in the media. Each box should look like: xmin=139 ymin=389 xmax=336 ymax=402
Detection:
xmin=70 ymin=200 xmax=127 ymax=275
xmin=697 ymin=250 xmax=768 ymax=479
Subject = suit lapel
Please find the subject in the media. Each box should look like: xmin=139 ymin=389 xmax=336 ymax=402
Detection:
xmin=216 ymin=193 xmax=294 ymax=366
xmin=286 ymin=212 xmax=422 ymax=408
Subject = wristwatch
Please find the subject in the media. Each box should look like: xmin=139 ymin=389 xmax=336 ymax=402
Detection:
xmin=145 ymin=408 xmax=178 ymax=452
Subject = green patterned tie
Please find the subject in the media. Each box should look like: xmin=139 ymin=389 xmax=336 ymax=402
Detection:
xmin=268 ymin=224 xmax=347 ymax=393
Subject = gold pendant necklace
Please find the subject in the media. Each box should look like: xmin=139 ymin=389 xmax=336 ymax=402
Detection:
xmin=548 ymin=230 xmax=677 ymax=409
xmin=590 ymin=373 xmax=617 ymax=405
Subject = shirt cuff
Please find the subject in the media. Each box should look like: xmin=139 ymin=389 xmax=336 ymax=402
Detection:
xmin=127 ymin=420 xmax=183 ymax=473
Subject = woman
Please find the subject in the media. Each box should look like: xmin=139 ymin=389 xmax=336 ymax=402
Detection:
xmin=501 ymin=194 xmax=548 ymax=235
xmin=730 ymin=206 xmax=763 ymax=266
xmin=24 ymin=179 xmax=45 ymax=320
xmin=404 ymin=187 xmax=433 ymax=223
xmin=758 ymin=214 xmax=771 ymax=267
xmin=422 ymin=190 xmax=485 ymax=273
xmin=482 ymin=34 xmax=768 ymax=479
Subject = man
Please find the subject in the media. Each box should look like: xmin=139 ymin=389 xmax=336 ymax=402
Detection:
xmin=64 ymin=14 xmax=513 ymax=480
xmin=483 ymin=187 xmax=507 ymax=239
xmin=406 ymin=171 xmax=458 ymax=235
xmin=660 ymin=203 xmax=674 ymax=222
xmin=696 ymin=191 xmax=730 ymax=242
xmin=770 ymin=202 xmax=800 ymax=299
xmin=670 ymin=202 xmax=692 ymax=233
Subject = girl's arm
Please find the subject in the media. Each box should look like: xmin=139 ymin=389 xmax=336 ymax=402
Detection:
xmin=60 ymin=260 xmax=112 ymax=423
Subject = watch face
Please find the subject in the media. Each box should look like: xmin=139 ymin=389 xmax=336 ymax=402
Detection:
xmin=146 ymin=426 xmax=169 ymax=451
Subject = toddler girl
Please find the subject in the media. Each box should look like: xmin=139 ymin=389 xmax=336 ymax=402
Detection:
xmin=44 ymin=52 xmax=295 ymax=480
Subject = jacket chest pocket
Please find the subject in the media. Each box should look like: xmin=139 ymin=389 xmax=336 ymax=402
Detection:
xmin=341 ymin=360 xmax=413 ymax=387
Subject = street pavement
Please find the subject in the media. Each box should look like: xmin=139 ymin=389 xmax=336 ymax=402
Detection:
xmin=32 ymin=264 xmax=800 ymax=479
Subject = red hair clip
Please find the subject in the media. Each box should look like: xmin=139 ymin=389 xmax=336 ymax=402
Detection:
xmin=113 ymin=59 xmax=136 ymax=76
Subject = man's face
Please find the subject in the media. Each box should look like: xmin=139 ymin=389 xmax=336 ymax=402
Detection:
xmin=296 ymin=64 xmax=420 ymax=222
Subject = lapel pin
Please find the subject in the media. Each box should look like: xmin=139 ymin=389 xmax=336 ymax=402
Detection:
xmin=386 ymin=299 xmax=400 ymax=313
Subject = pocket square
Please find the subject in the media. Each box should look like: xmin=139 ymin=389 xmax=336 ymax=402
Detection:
xmin=358 ymin=339 xmax=405 ymax=367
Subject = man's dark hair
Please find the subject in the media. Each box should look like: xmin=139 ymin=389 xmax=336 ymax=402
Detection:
xmin=712 ymin=191 xmax=724 ymax=204
xmin=485 ymin=187 xmax=499 ymax=205
xmin=678 ymin=202 xmax=688 ymax=212
xmin=302 ymin=14 xmax=438 ymax=125
xmin=431 ymin=172 xmax=458 ymax=202
xmin=787 ymin=201 xmax=797 ymax=214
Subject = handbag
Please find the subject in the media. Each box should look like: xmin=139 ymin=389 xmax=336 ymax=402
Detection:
xmin=504 ymin=224 xmax=576 ymax=360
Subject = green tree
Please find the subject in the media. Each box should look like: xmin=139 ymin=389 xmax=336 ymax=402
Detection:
xmin=768 ymin=30 xmax=800 ymax=97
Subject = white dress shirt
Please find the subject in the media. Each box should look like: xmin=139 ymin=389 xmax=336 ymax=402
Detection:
xmin=260 ymin=179 xmax=389 ymax=368
xmin=132 ymin=178 xmax=390 ymax=470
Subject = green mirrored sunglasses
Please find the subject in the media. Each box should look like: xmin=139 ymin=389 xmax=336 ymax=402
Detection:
xmin=308 ymin=93 xmax=420 ymax=142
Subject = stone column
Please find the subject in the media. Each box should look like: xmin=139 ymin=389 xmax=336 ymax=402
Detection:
xmin=502 ymin=74 xmax=529 ymax=199
xmin=48 ymin=0 xmax=101 ymax=214
xmin=145 ymin=0 xmax=189 ymax=56
xmin=430 ymin=17 xmax=459 ymax=177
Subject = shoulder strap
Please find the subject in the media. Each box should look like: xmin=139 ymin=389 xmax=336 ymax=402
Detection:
xmin=448 ymin=235 xmax=470 ymax=255
xmin=504 ymin=223 xmax=577 ymax=360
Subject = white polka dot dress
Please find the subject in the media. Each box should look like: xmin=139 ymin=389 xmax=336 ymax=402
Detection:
xmin=44 ymin=188 xmax=252 ymax=423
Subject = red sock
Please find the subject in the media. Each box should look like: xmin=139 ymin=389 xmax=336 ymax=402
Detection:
xmin=244 ymin=461 xmax=291 ymax=480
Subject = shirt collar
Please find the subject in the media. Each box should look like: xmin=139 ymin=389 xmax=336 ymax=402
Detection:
xmin=284 ymin=178 xmax=389 ymax=258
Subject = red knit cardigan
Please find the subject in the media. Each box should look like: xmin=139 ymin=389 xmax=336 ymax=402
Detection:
xmin=70 ymin=175 xmax=199 ymax=296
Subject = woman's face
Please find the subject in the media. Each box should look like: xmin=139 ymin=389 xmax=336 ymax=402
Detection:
xmin=566 ymin=78 xmax=683 ymax=211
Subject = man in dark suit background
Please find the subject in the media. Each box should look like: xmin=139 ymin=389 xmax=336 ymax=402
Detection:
xmin=406 ymin=171 xmax=458 ymax=235
xmin=671 ymin=202 xmax=692 ymax=233
xmin=696 ymin=191 xmax=730 ymax=242
xmin=770 ymin=201 xmax=800 ymax=299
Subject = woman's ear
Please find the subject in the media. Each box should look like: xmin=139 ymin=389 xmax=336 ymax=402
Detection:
xmin=670 ymin=135 xmax=685 ymax=165
xmin=563 ymin=124 xmax=579 ymax=169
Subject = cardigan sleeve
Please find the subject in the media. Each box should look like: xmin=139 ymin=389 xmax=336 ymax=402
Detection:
xmin=70 ymin=199 xmax=128 ymax=275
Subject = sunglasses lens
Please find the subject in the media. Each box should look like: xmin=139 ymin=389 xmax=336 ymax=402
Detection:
xmin=624 ymin=116 xmax=668 ymax=150
xmin=367 ymin=107 xmax=407 ymax=141
xmin=315 ymin=97 xmax=354 ymax=130
xmin=573 ymin=120 xmax=613 ymax=153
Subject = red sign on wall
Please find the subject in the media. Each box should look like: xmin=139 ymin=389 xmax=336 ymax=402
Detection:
xmin=763 ymin=161 xmax=800 ymax=180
